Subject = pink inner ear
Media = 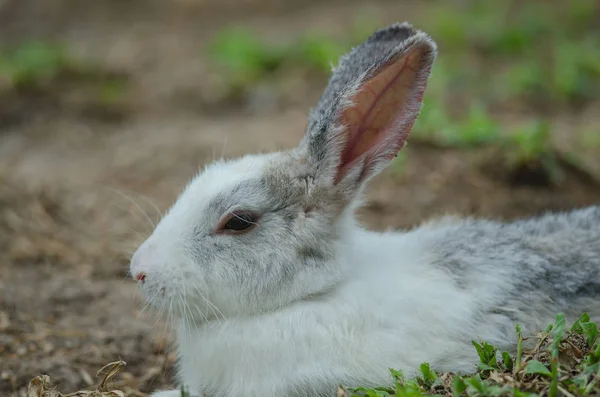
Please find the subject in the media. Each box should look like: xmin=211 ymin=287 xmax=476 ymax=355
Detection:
xmin=336 ymin=48 xmax=426 ymax=182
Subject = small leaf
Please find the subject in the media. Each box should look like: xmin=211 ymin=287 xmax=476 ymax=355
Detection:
xmin=471 ymin=340 xmax=498 ymax=367
xmin=571 ymin=313 xmax=591 ymax=334
xmin=525 ymin=360 xmax=552 ymax=376
xmin=465 ymin=374 xmax=486 ymax=392
xmin=581 ymin=321 xmax=599 ymax=345
xmin=419 ymin=362 xmax=438 ymax=385
xmin=502 ymin=352 xmax=514 ymax=371
xmin=452 ymin=376 xmax=467 ymax=396
xmin=180 ymin=385 xmax=189 ymax=397
xmin=472 ymin=341 xmax=486 ymax=362
xmin=389 ymin=368 xmax=405 ymax=384
xmin=477 ymin=363 xmax=497 ymax=371
xmin=371 ymin=389 xmax=390 ymax=397
xmin=515 ymin=323 xmax=524 ymax=373
xmin=513 ymin=389 xmax=541 ymax=397
xmin=551 ymin=314 xmax=566 ymax=349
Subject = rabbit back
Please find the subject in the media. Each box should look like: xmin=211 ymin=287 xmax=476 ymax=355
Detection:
xmin=423 ymin=205 xmax=600 ymax=338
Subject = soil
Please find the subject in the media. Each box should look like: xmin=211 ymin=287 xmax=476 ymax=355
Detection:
xmin=0 ymin=0 xmax=599 ymax=396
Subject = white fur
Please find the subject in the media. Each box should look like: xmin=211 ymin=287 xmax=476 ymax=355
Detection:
xmin=128 ymin=23 xmax=528 ymax=397
xmin=174 ymin=227 xmax=481 ymax=397
xmin=132 ymin=179 xmax=501 ymax=397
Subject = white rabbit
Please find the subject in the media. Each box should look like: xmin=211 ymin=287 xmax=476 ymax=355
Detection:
xmin=130 ymin=22 xmax=600 ymax=397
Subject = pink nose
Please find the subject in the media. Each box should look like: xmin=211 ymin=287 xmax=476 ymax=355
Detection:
xmin=135 ymin=272 xmax=147 ymax=283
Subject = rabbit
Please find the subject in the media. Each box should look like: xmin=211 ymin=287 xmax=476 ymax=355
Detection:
xmin=129 ymin=22 xmax=600 ymax=397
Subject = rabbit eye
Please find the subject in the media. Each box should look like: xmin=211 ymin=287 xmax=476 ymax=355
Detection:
xmin=219 ymin=211 xmax=258 ymax=233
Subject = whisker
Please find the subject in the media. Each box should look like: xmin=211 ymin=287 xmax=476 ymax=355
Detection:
xmin=153 ymin=302 xmax=166 ymax=329
xmin=178 ymin=290 xmax=191 ymax=343
xmin=138 ymin=289 xmax=162 ymax=318
xmin=182 ymin=289 xmax=201 ymax=334
xmin=241 ymin=157 xmax=256 ymax=180
xmin=186 ymin=288 xmax=209 ymax=324
xmin=185 ymin=300 xmax=202 ymax=331
xmin=192 ymin=284 xmax=226 ymax=324
xmin=133 ymin=191 xmax=164 ymax=224
xmin=220 ymin=135 xmax=229 ymax=160
xmin=110 ymin=201 xmax=151 ymax=226
xmin=193 ymin=304 xmax=209 ymax=324
xmin=155 ymin=302 xmax=173 ymax=385
xmin=107 ymin=187 xmax=156 ymax=231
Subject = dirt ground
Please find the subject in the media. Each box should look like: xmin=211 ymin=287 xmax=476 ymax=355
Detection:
xmin=1 ymin=0 xmax=599 ymax=396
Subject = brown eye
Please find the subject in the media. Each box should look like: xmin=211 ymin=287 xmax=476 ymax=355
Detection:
xmin=219 ymin=211 xmax=258 ymax=233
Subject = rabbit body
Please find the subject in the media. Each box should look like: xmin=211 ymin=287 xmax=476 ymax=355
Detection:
xmin=130 ymin=23 xmax=600 ymax=397
xmin=152 ymin=206 xmax=600 ymax=397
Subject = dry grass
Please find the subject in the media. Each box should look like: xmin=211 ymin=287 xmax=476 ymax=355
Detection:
xmin=26 ymin=361 xmax=145 ymax=397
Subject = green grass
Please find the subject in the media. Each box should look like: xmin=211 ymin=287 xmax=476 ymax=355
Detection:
xmin=341 ymin=313 xmax=600 ymax=397
xmin=207 ymin=28 xmax=286 ymax=88
xmin=206 ymin=17 xmax=379 ymax=82
xmin=421 ymin=0 xmax=598 ymax=54
xmin=0 ymin=40 xmax=70 ymax=88
xmin=207 ymin=22 xmax=365 ymax=87
xmin=412 ymin=99 xmax=502 ymax=148
xmin=505 ymin=120 xmax=553 ymax=164
xmin=207 ymin=1 xmax=599 ymax=108
xmin=501 ymin=36 xmax=600 ymax=107
xmin=0 ymin=40 xmax=130 ymax=110
xmin=420 ymin=0 xmax=600 ymax=108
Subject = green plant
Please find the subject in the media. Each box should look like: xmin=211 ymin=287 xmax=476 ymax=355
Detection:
xmin=206 ymin=15 xmax=385 ymax=92
xmin=563 ymin=0 xmax=600 ymax=35
xmin=551 ymin=37 xmax=600 ymax=104
xmin=345 ymin=313 xmax=600 ymax=396
xmin=0 ymin=41 xmax=69 ymax=88
xmin=207 ymin=28 xmax=284 ymax=87
xmin=295 ymin=34 xmax=346 ymax=73
xmin=503 ymin=120 xmax=567 ymax=185
xmin=413 ymin=99 xmax=501 ymax=148
xmin=412 ymin=96 xmax=455 ymax=142
xmin=508 ymin=120 xmax=553 ymax=163
xmin=501 ymin=35 xmax=600 ymax=106
xmin=421 ymin=1 xmax=547 ymax=56
xmin=94 ymin=76 xmax=128 ymax=106
xmin=452 ymin=102 xmax=501 ymax=146
xmin=180 ymin=385 xmax=190 ymax=397
xmin=503 ymin=59 xmax=547 ymax=103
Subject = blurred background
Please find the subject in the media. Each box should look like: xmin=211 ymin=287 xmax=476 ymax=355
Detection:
xmin=0 ymin=0 xmax=599 ymax=395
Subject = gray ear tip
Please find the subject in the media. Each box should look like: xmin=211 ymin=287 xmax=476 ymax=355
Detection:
xmin=366 ymin=22 xmax=437 ymax=52
xmin=366 ymin=22 xmax=416 ymax=44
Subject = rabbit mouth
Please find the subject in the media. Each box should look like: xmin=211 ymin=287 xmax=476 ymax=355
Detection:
xmin=137 ymin=282 xmax=167 ymax=307
xmin=138 ymin=282 xmax=226 ymax=325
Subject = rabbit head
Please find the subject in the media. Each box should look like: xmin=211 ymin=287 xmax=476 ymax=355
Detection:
xmin=130 ymin=23 xmax=437 ymax=322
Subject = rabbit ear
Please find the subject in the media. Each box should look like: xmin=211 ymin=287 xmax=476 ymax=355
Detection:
xmin=302 ymin=23 xmax=437 ymax=189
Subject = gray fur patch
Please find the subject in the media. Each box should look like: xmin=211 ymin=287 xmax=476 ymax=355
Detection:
xmin=428 ymin=206 xmax=600 ymax=335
